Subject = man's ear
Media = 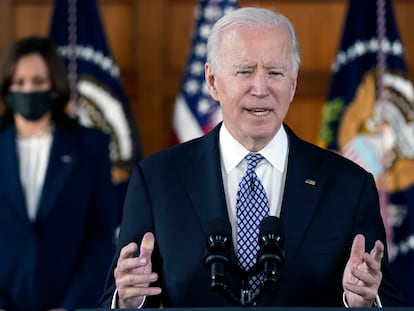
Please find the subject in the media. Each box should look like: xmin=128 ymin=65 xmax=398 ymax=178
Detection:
xmin=205 ymin=63 xmax=219 ymax=100
xmin=289 ymin=76 xmax=298 ymax=102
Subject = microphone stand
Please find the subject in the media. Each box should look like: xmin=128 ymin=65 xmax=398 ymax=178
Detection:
xmin=205 ymin=216 xmax=284 ymax=306
xmin=208 ymin=263 xmax=277 ymax=306
xmin=240 ymin=275 xmax=252 ymax=306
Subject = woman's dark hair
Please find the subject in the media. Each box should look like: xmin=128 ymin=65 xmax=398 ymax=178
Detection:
xmin=0 ymin=36 xmax=74 ymax=130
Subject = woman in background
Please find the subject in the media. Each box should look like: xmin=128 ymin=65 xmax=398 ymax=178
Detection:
xmin=0 ymin=36 xmax=118 ymax=311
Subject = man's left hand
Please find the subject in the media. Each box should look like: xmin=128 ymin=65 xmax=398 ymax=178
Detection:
xmin=343 ymin=234 xmax=383 ymax=307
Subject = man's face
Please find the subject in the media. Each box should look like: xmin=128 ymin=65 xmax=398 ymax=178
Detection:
xmin=206 ymin=24 xmax=297 ymax=151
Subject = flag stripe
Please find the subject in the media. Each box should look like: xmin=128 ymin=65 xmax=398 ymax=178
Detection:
xmin=172 ymin=0 xmax=239 ymax=144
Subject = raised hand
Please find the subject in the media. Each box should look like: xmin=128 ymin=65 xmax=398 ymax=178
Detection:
xmin=115 ymin=232 xmax=162 ymax=308
xmin=343 ymin=234 xmax=383 ymax=307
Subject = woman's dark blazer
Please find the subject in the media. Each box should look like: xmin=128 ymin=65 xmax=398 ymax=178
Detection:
xmin=0 ymin=123 xmax=118 ymax=311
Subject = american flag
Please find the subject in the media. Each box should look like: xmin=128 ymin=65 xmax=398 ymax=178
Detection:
xmin=318 ymin=0 xmax=414 ymax=305
xmin=172 ymin=0 xmax=238 ymax=144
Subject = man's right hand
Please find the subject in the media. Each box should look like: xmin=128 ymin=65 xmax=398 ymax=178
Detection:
xmin=114 ymin=232 xmax=162 ymax=308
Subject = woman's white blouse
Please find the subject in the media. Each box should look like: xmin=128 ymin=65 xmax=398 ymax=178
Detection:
xmin=17 ymin=133 xmax=52 ymax=221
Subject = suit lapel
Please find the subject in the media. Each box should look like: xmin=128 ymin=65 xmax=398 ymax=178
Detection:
xmin=281 ymin=127 xmax=326 ymax=266
xmin=180 ymin=125 xmax=230 ymax=241
xmin=0 ymin=127 xmax=29 ymax=221
xmin=178 ymin=124 xmax=328 ymax=269
xmin=36 ymin=126 xmax=78 ymax=221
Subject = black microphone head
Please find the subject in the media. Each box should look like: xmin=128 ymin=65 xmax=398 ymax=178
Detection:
xmin=205 ymin=218 xmax=232 ymax=260
xmin=257 ymin=216 xmax=285 ymax=289
xmin=207 ymin=218 xmax=232 ymax=239
xmin=204 ymin=218 xmax=232 ymax=288
xmin=259 ymin=216 xmax=284 ymax=246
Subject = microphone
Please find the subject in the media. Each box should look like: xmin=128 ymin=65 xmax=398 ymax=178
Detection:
xmin=256 ymin=216 xmax=285 ymax=288
xmin=204 ymin=218 xmax=232 ymax=291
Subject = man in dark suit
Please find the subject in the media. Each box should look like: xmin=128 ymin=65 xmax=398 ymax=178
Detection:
xmin=99 ymin=7 xmax=406 ymax=308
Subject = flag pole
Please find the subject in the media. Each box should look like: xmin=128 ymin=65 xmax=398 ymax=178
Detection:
xmin=376 ymin=0 xmax=386 ymax=101
xmin=67 ymin=0 xmax=78 ymax=110
xmin=376 ymin=0 xmax=393 ymax=251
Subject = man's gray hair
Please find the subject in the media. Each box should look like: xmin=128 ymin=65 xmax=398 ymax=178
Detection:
xmin=207 ymin=7 xmax=301 ymax=74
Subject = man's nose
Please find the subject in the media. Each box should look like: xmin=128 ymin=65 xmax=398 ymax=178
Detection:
xmin=250 ymin=74 xmax=269 ymax=98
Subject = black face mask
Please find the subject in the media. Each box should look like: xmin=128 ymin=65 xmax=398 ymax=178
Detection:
xmin=6 ymin=90 xmax=53 ymax=121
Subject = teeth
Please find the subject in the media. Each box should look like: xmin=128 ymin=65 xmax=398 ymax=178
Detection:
xmin=250 ymin=109 xmax=269 ymax=116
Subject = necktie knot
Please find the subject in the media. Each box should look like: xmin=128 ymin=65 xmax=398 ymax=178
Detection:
xmin=245 ymin=153 xmax=263 ymax=173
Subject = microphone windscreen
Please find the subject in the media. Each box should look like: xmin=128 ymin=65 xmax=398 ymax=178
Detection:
xmin=259 ymin=216 xmax=284 ymax=240
xmin=207 ymin=218 xmax=232 ymax=238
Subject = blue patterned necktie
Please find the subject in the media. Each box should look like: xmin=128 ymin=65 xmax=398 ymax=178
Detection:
xmin=236 ymin=153 xmax=270 ymax=294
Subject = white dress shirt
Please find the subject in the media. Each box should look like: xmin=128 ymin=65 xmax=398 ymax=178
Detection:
xmin=219 ymin=123 xmax=289 ymax=248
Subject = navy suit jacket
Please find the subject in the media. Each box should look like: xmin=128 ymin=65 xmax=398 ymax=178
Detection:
xmin=99 ymin=123 xmax=405 ymax=307
xmin=0 ymin=123 xmax=118 ymax=311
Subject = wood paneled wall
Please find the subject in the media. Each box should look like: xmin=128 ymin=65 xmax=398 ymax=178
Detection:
xmin=1 ymin=0 xmax=413 ymax=157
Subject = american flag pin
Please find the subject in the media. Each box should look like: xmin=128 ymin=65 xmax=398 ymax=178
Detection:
xmin=305 ymin=179 xmax=316 ymax=186
xmin=61 ymin=155 xmax=72 ymax=163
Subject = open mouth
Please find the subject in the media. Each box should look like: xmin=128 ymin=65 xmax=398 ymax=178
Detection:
xmin=246 ymin=108 xmax=271 ymax=117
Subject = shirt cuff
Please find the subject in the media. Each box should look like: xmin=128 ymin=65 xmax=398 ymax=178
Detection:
xmin=342 ymin=292 xmax=383 ymax=308
xmin=111 ymin=288 xmax=147 ymax=309
xmin=111 ymin=289 xmax=118 ymax=309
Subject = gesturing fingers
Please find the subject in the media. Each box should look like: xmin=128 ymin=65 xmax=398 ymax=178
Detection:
xmin=353 ymin=240 xmax=384 ymax=285
xmin=350 ymin=234 xmax=365 ymax=265
xmin=368 ymin=240 xmax=384 ymax=266
xmin=115 ymin=234 xmax=156 ymax=280
xmin=364 ymin=240 xmax=383 ymax=285
xmin=115 ymin=242 xmax=140 ymax=278
xmin=119 ymin=242 xmax=139 ymax=260
xmin=140 ymin=232 xmax=155 ymax=257
xmin=114 ymin=234 xmax=161 ymax=308
xmin=343 ymin=236 xmax=384 ymax=307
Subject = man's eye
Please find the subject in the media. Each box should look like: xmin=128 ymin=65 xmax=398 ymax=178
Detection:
xmin=237 ymin=70 xmax=252 ymax=76
xmin=270 ymin=71 xmax=283 ymax=77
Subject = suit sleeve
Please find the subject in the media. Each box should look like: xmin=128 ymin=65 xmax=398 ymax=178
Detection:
xmin=98 ymin=163 xmax=162 ymax=308
xmin=61 ymin=131 xmax=118 ymax=309
xmin=355 ymin=173 xmax=406 ymax=306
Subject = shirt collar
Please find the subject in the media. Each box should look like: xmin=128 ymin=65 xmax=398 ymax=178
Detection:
xmin=219 ymin=123 xmax=289 ymax=174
